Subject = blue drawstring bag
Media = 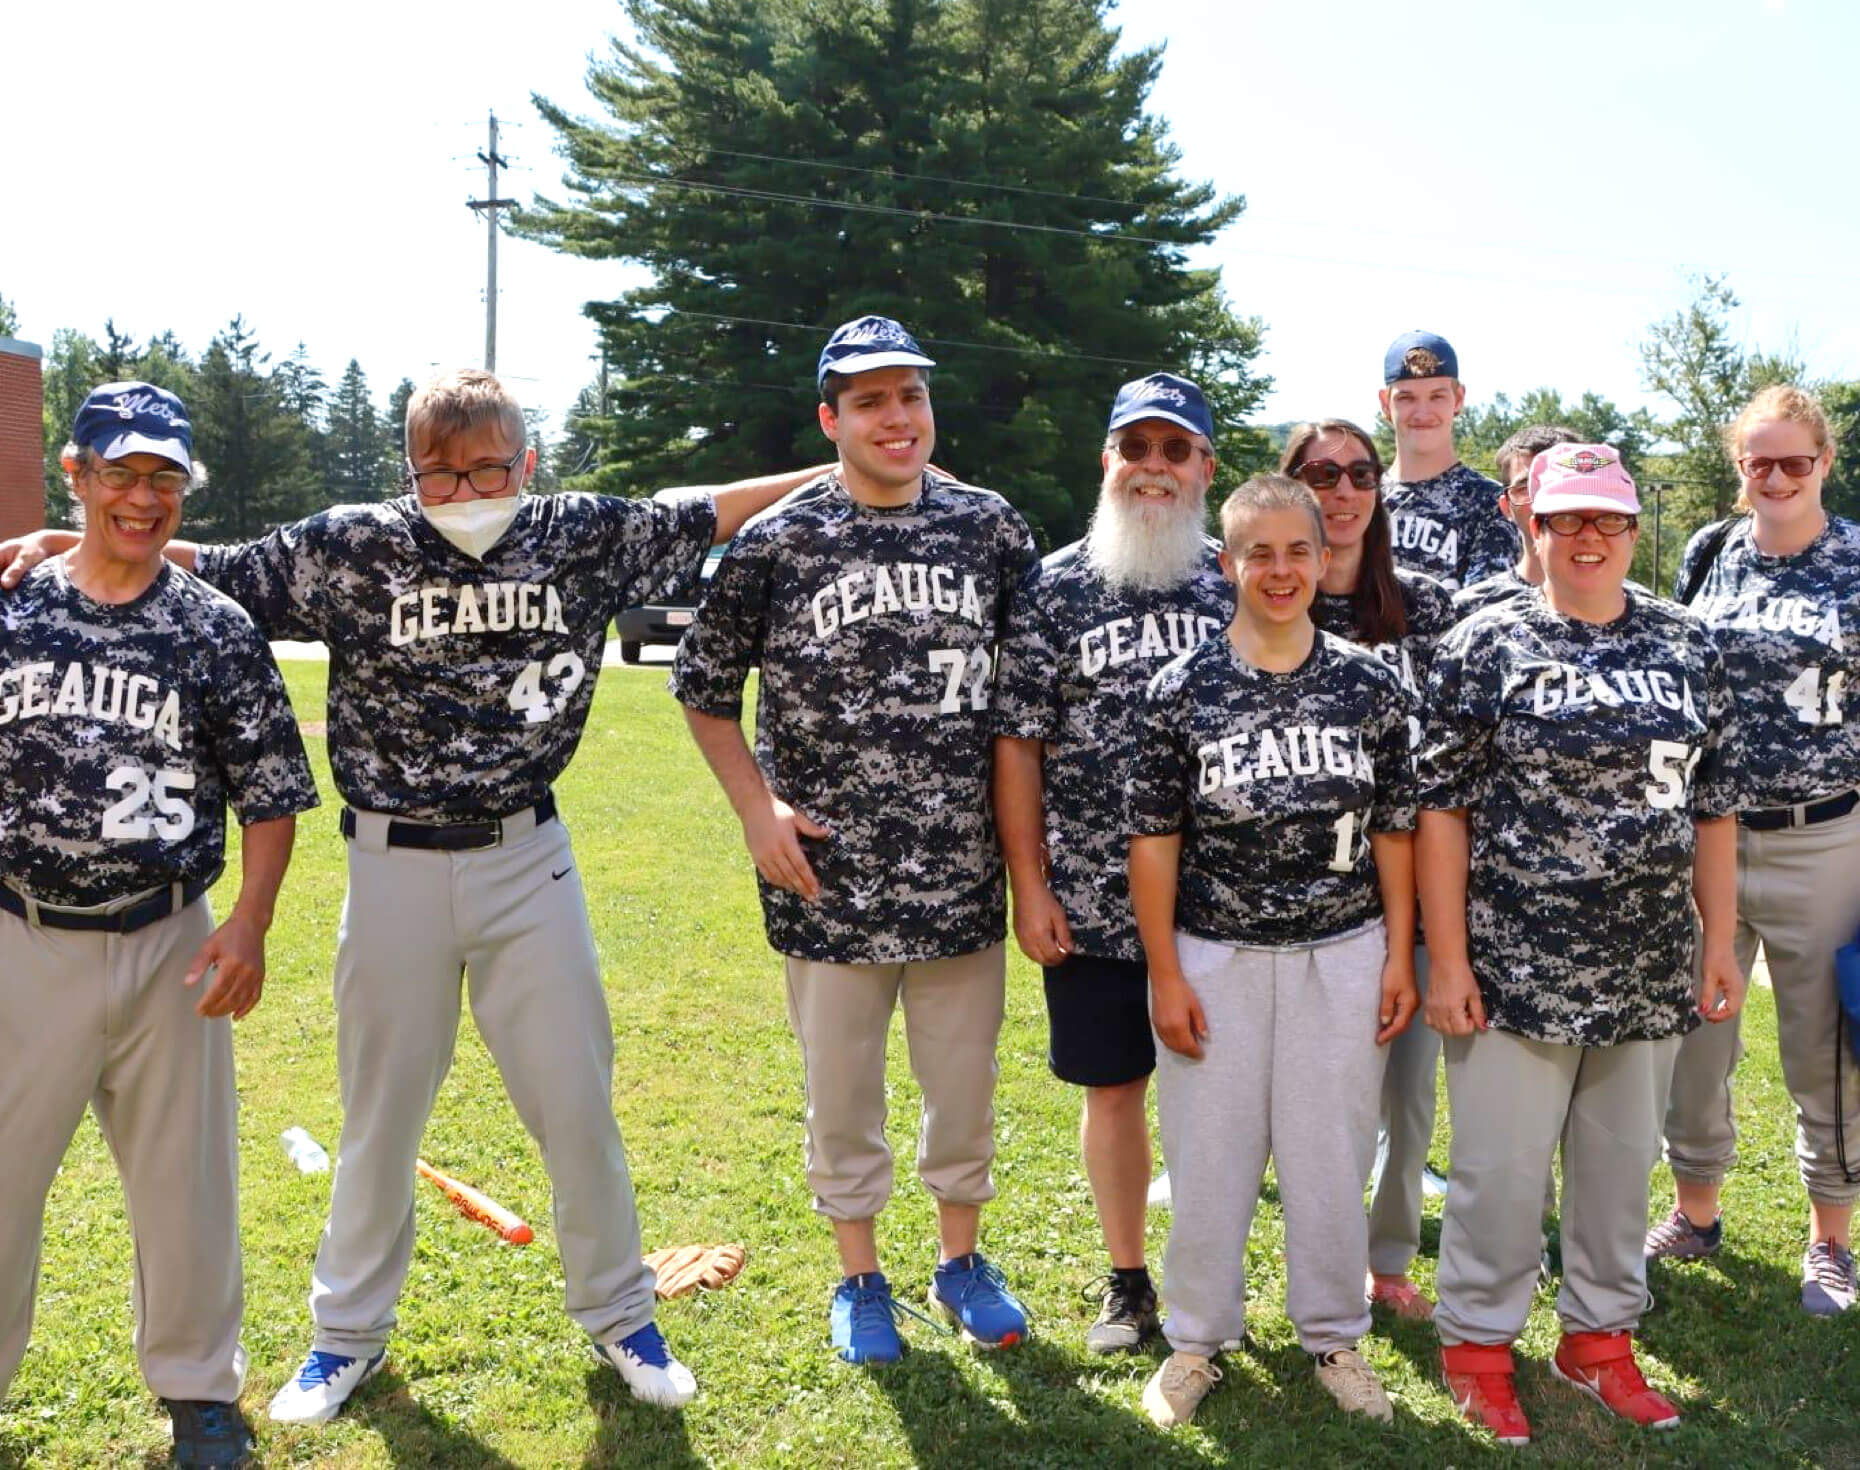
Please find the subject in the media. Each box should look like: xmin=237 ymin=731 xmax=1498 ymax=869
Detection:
xmin=1838 ymin=931 xmax=1860 ymax=1066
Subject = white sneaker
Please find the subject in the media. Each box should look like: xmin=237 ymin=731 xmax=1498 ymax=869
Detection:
xmin=595 ymin=1322 xmax=698 ymax=1409
xmin=1142 ymin=1351 xmax=1222 ymax=1428
xmin=1802 ymin=1239 xmax=1858 ymax=1316
xmin=267 ymin=1348 xmax=385 ymax=1423
xmin=1314 ymin=1347 xmax=1393 ymax=1423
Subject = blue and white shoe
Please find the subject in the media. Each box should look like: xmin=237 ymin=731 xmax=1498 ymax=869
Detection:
xmin=267 ymin=1348 xmax=385 ymax=1423
xmin=830 ymin=1272 xmax=909 ymax=1363
xmin=595 ymin=1321 xmax=698 ymax=1408
xmin=929 ymin=1253 xmax=1029 ymax=1348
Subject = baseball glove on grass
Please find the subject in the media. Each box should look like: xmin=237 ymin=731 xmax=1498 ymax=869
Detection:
xmin=644 ymin=1242 xmax=748 ymax=1299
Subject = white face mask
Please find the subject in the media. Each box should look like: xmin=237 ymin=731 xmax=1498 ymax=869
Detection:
xmin=421 ymin=495 xmax=522 ymax=559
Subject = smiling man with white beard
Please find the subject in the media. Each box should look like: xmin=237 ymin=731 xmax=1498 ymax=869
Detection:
xmin=992 ymin=373 xmax=1235 ymax=1353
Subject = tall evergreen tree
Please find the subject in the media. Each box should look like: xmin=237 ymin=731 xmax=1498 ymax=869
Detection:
xmin=327 ymin=359 xmax=393 ymax=500
xmin=40 ymin=329 xmax=103 ymax=527
xmin=188 ymin=317 xmax=321 ymax=539
xmin=523 ymin=0 xmax=1268 ymax=544
xmin=0 ymin=292 xmax=19 ymax=336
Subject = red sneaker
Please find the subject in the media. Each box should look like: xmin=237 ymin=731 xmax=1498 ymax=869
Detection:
xmin=1440 ymin=1342 xmax=1530 ymax=1446
xmin=1551 ymin=1330 xmax=1680 ymax=1430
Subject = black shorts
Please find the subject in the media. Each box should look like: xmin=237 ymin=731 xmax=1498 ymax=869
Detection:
xmin=1043 ymin=952 xmax=1155 ymax=1087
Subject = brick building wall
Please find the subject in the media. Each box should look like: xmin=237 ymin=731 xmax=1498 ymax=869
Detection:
xmin=0 ymin=338 xmax=45 ymax=540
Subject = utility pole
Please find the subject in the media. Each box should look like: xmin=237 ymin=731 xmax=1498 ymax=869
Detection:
xmin=467 ymin=112 xmax=517 ymax=372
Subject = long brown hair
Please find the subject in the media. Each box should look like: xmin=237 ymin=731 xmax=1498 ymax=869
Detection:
xmin=1279 ymin=419 xmax=1407 ymax=644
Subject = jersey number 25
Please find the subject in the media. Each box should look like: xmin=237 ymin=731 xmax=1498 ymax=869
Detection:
xmin=102 ymin=766 xmax=197 ymax=841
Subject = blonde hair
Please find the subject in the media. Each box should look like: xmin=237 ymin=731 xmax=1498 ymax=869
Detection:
xmin=405 ymin=369 xmax=526 ymax=459
xmin=1218 ymin=472 xmax=1327 ymax=551
xmin=1725 ymin=385 xmax=1835 ymax=512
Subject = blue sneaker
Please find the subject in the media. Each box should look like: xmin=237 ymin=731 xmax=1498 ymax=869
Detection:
xmin=929 ymin=1253 xmax=1029 ymax=1348
xmin=595 ymin=1321 xmax=698 ymax=1408
xmin=831 ymin=1272 xmax=909 ymax=1363
xmin=267 ymin=1348 xmax=385 ymax=1423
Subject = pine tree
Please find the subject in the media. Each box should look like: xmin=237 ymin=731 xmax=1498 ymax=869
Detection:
xmin=327 ymin=359 xmax=392 ymax=500
xmin=523 ymin=0 xmax=1269 ymax=544
xmin=188 ymin=318 xmax=321 ymax=539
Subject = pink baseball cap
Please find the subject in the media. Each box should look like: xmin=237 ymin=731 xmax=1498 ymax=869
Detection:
xmin=1528 ymin=444 xmax=1640 ymax=515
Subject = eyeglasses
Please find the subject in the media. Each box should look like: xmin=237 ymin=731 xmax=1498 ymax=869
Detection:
xmin=1504 ymin=479 xmax=1532 ymax=503
xmin=1737 ymin=455 xmax=1819 ymax=480
xmin=1292 ymin=459 xmax=1379 ymax=492
xmin=1112 ymin=433 xmax=1207 ymax=465
xmin=1537 ymin=512 xmax=1637 ymax=537
xmin=407 ymin=444 xmax=526 ymax=500
xmin=89 ymin=464 xmax=189 ymax=495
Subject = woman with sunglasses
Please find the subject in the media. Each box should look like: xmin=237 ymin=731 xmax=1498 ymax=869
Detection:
xmin=1281 ymin=420 xmax=1453 ymax=1323
xmin=1128 ymin=473 xmax=1417 ymax=1430
xmin=1418 ymin=445 xmax=1742 ymax=1444
xmin=1653 ymin=386 xmax=1860 ymax=1315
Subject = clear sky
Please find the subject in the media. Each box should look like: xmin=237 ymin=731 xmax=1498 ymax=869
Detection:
xmin=5 ymin=0 xmax=1851 ymax=447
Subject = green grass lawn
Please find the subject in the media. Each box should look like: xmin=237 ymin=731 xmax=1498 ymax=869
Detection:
xmin=4 ymin=664 xmax=1858 ymax=1467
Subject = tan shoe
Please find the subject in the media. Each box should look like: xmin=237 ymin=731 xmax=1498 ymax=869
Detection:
xmin=1314 ymin=1347 xmax=1393 ymax=1423
xmin=1142 ymin=1351 xmax=1222 ymax=1428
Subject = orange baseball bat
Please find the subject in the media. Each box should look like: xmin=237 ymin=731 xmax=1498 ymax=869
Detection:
xmin=416 ymin=1158 xmax=534 ymax=1244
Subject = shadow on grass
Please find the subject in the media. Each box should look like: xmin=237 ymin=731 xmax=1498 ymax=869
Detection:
xmin=344 ymin=1365 xmax=529 ymax=1469
xmin=872 ymin=1336 xmax=1210 ymax=1470
xmin=579 ymin=1364 xmax=702 ymax=1470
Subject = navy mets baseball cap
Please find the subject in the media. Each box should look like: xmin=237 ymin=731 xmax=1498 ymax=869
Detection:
xmin=73 ymin=381 xmax=194 ymax=469
xmin=816 ymin=316 xmax=936 ymax=388
xmin=1383 ymin=330 xmax=1459 ymax=384
xmin=1106 ymin=372 xmax=1214 ymax=442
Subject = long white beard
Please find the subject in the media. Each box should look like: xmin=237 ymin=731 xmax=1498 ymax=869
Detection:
xmin=1083 ymin=476 xmax=1209 ymax=590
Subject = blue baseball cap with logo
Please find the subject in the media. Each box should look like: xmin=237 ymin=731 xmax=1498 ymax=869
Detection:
xmin=1383 ymin=330 xmax=1459 ymax=384
xmin=73 ymin=381 xmax=194 ymax=469
xmin=817 ymin=315 xmax=937 ymax=388
xmin=1106 ymin=372 xmax=1214 ymax=442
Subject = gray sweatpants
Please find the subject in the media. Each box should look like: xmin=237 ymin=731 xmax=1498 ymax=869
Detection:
xmin=0 ymin=899 xmax=245 ymax=1403
xmin=1664 ymin=808 xmax=1860 ymax=1204
xmin=1368 ymin=945 xmax=1438 ymax=1275
xmin=307 ymin=815 xmax=655 ymax=1357
xmin=783 ymin=943 xmax=1006 ymax=1220
xmin=1155 ymin=925 xmax=1387 ymax=1357
xmin=1437 ymin=1027 xmax=1680 ymax=1346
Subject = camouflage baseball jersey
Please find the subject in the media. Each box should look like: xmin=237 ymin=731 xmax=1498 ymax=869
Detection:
xmin=194 ymin=492 xmax=715 ymax=819
xmin=990 ymin=539 xmax=1234 ymax=962
xmin=1127 ymin=631 xmax=1416 ymax=948
xmin=1679 ymin=514 xmax=1860 ymax=809
xmin=0 ymin=558 xmax=318 ymax=908
xmin=1451 ymin=567 xmax=1536 ymax=620
xmin=670 ymin=471 xmax=1038 ymax=964
xmin=1417 ymin=591 xmax=1742 ymax=1045
xmin=1312 ymin=566 xmax=1454 ymax=751
xmin=1381 ymin=463 xmax=1517 ymax=591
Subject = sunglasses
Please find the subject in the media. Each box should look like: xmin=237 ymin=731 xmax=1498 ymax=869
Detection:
xmin=1537 ymin=512 xmax=1637 ymax=537
xmin=1504 ymin=479 xmax=1532 ymax=503
xmin=1293 ymin=459 xmax=1380 ymax=492
xmin=1112 ymin=433 xmax=1206 ymax=465
xmin=1737 ymin=455 xmax=1819 ymax=480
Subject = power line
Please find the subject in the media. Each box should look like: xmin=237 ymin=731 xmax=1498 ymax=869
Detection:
xmin=592 ymin=169 xmax=1197 ymax=248
xmin=681 ymin=146 xmax=1150 ymax=212
xmin=645 ymin=307 xmax=1217 ymax=372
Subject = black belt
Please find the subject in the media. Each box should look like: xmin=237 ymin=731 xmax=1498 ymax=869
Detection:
xmin=0 ymin=872 xmax=217 ymax=934
xmin=1739 ymin=789 xmax=1860 ymax=831
xmin=340 ymin=793 xmax=558 ymax=851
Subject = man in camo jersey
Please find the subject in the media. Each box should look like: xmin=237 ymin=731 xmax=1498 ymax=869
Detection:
xmin=991 ymin=372 xmax=1231 ymax=1353
xmin=0 ymin=382 xmax=318 ymax=1469
xmin=1450 ymin=425 xmax=1582 ymax=619
xmin=1379 ymin=331 xmax=1517 ymax=591
xmin=1 ymin=369 xmax=819 ymax=1421
xmin=673 ymin=316 xmax=1039 ymax=1365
